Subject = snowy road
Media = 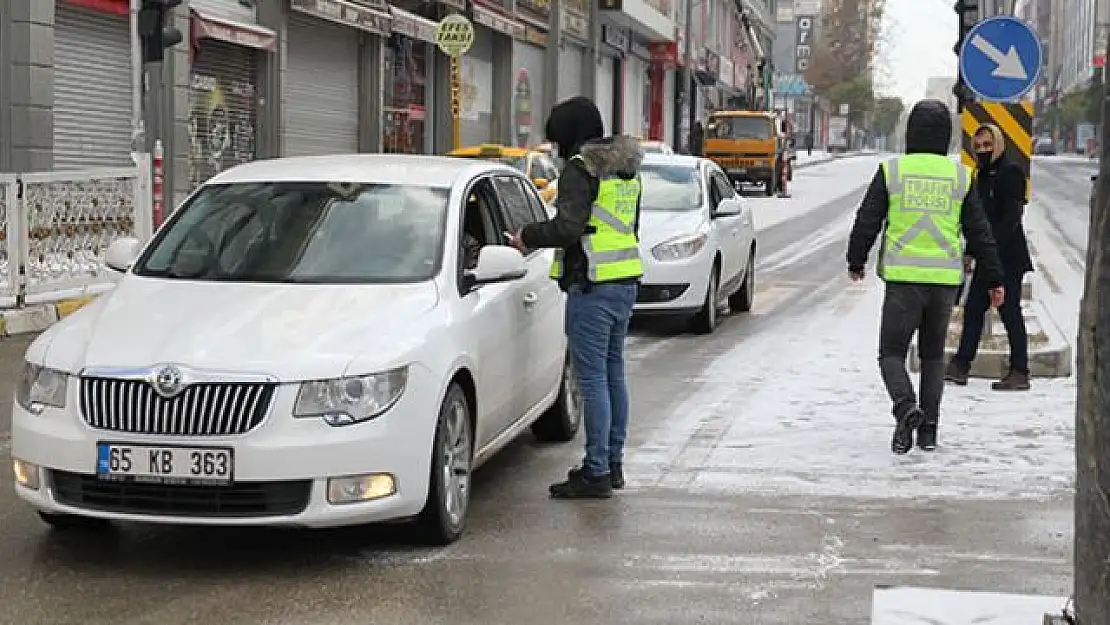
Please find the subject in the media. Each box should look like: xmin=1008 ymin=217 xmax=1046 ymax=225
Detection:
xmin=0 ymin=155 xmax=1079 ymax=624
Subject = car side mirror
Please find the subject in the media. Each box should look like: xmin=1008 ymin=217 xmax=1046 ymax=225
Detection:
xmin=712 ymin=198 xmax=743 ymax=218
xmin=104 ymin=237 xmax=142 ymax=274
xmin=532 ymin=177 xmax=549 ymax=190
xmin=464 ymin=245 xmax=527 ymax=289
xmin=1092 ymin=175 xmax=1098 ymax=182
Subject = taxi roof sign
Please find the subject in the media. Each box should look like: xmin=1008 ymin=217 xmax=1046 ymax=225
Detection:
xmin=478 ymin=144 xmax=504 ymax=157
xmin=436 ymin=14 xmax=474 ymax=57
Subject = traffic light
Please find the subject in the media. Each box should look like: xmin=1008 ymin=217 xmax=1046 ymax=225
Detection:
xmin=953 ymin=0 xmax=980 ymax=110
xmin=138 ymin=0 xmax=183 ymax=64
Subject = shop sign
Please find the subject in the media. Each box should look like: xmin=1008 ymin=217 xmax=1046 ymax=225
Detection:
xmin=515 ymin=0 xmax=551 ymax=20
xmin=290 ymin=0 xmax=391 ymax=35
xmin=524 ymin=26 xmax=548 ymax=47
xmin=630 ymin=38 xmax=651 ymax=59
xmin=602 ymin=24 xmax=628 ymax=51
xmin=795 ymin=14 xmax=815 ymax=72
xmin=561 ymin=0 xmax=589 ymax=41
xmin=648 ymin=42 xmax=677 ymax=66
xmin=63 ymin=0 xmax=128 ymax=16
xmin=437 ymin=0 xmax=467 ymax=9
xmin=471 ymin=1 xmax=526 ymax=39
xmin=436 ymin=13 xmax=475 ymax=56
xmin=391 ymin=6 xmax=438 ymax=43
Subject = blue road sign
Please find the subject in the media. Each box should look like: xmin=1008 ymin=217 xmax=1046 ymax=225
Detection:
xmin=958 ymin=16 xmax=1043 ymax=102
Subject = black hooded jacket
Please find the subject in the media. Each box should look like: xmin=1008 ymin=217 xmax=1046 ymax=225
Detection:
xmin=846 ymin=99 xmax=1005 ymax=288
xmin=521 ymin=97 xmax=644 ymax=289
xmin=975 ymin=153 xmax=1033 ymax=276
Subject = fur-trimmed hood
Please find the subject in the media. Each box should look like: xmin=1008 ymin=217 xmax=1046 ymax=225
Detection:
xmin=578 ymin=135 xmax=644 ymax=180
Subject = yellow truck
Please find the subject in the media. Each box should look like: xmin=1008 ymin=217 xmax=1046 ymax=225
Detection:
xmin=703 ymin=110 xmax=792 ymax=196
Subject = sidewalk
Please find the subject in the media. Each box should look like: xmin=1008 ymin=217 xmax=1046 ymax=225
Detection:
xmin=793 ymin=149 xmax=870 ymax=170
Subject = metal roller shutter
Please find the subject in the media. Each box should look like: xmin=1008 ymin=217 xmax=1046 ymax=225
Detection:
xmin=188 ymin=40 xmax=259 ymax=189
xmin=53 ymin=4 xmax=134 ymax=170
xmin=511 ymin=40 xmax=544 ymax=147
xmin=556 ymin=42 xmax=585 ymax=102
xmin=285 ymin=15 xmax=361 ymax=156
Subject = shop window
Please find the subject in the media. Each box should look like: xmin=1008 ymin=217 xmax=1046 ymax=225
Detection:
xmin=384 ymin=34 xmax=428 ymax=154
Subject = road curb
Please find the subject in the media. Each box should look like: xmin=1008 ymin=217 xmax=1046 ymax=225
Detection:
xmin=0 ymin=296 xmax=97 ymax=338
xmin=908 ymin=292 xmax=1072 ymax=379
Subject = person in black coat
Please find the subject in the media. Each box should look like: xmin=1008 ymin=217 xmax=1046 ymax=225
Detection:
xmin=945 ymin=123 xmax=1034 ymax=391
xmin=690 ymin=121 xmax=704 ymax=156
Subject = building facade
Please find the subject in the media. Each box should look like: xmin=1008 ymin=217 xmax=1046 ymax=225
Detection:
xmin=0 ymin=0 xmax=775 ymax=206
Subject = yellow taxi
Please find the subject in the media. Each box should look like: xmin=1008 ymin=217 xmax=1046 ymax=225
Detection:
xmin=447 ymin=144 xmax=560 ymax=204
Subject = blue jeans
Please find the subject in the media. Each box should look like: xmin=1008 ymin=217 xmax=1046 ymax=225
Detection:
xmin=565 ymin=282 xmax=638 ymax=476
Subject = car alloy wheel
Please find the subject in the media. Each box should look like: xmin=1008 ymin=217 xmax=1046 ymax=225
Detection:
xmin=531 ymin=354 xmax=582 ymax=442
xmin=441 ymin=394 xmax=472 ymax=529
xmin=417 ymin=383 xmax=472 ymax=544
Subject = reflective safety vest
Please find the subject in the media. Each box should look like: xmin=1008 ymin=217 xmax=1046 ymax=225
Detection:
xmin=879 ymin=154 xmax=970 ymax=286
xmin=550 ymin=155 xmax=644 ymax=283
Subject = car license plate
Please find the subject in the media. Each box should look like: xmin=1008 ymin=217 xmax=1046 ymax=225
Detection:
xmin=96 ymin=442 xmax=233 ymax=485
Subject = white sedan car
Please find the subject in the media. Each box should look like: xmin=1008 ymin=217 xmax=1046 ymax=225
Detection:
xmin=11 ymin=155 xmax=580 ymax=545
xmin=633 ymin=154 xmax=757 ymax=333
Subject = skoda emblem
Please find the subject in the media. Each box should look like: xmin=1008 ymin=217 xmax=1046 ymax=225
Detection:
xmin=152 ymin=365 xmax=185 ymax=398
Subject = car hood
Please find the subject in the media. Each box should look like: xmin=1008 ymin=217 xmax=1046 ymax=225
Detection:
xmin=638 ymin=210 xmax=708 ymax=249
xmin=35 ymin=277 xmax=440 ymax=381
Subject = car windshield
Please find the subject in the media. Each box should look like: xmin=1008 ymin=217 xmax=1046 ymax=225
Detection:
xmin=134 ymin=181 xmax=449 ymax=283
xmin=709 ymin=116 xmax=773 ymax=140
xmin=639 ymin=164 xmax=703 ymax=211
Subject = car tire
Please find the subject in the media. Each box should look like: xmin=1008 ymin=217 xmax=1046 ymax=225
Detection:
xmin=764 ymin=175 xmax=776 ymax=197
xmin=37 ymin=511 xmax=112 ymax=531
xmin=415 ymin=383 xmax=473 ymax=545
xmin=531 ymin=353 xmax=582 ymax=443
xmin=729 ymin=252 xmax=755 ymax=313
xmin=690 ymin=265 xmax=720 ymax=334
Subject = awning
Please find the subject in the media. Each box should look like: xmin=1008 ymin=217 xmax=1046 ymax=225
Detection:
xmin=390 ymin=7 xmax=438 ymax=44
xmin=191 ymin=8 xmax=278 ymax=52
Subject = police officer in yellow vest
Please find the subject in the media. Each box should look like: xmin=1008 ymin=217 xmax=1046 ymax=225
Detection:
xmin=846 ymin=99 xmax=1006 ymax=455
xmin=507 ymin=97 xmax=644 ymax=499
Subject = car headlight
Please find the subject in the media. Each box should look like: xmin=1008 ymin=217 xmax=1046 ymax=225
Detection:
xmin=17 ymin=363 xmax=68 ymax=414
xmin=294 ymin=367 xmax=408 ymax=427
xmin=652 ymin=231 xmax=709 ymax=262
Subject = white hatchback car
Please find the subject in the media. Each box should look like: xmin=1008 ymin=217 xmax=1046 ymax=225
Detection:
xmin=11 ymin=155 xmax=580 ymax=545
xmin=634 ymin=154 xmax=757 ymax=333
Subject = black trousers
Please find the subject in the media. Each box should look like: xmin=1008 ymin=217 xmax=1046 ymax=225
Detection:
xmin=878 ymin=282 xmax=960 ymax=423
xmin=953 ymin=271 xmax=1029 ymax=374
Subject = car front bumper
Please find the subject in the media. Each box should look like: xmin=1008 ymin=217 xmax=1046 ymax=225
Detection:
xmin=12 ymin=365 xmax=442 ymax=528
xmin=634 ymin=251 xmax=714 ymax=315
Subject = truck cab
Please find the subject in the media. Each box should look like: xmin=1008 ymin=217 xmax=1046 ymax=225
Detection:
xmin=703 ymin=110 xmax=790 ymax=196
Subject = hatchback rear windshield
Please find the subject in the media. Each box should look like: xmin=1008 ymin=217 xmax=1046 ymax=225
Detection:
xmin=638 ymin=164 xmax=703 ymax=211
xmin=709 ymin=116 xmax=773 ymax=140
xmin=134 ymin=182 xmax=449 ymax=283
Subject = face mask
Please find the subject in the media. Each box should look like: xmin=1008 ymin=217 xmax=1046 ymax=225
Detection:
xmin=976 ymin=151 xmax=993 ymax=167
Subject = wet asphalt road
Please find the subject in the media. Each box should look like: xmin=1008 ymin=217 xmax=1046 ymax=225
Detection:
xmin=0 ymin=155 xmax=1075 ymax=625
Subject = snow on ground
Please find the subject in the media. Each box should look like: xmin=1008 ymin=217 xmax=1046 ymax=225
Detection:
xmin=627 ymin=274 xmax=1076 ymax=501
xmin=1034 ymin=154 xmax=1097 ymax=165
xmin=747 ymin=154 xmax=885 ymax=232
xmin=871 ymin=587 xmax=1069 ymax=624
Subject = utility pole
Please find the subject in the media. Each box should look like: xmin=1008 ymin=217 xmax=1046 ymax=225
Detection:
xmin=1075 ymin=33 xmax=1110 ymax=624
xmin=683 ymin=0 xmax=695 ymax=154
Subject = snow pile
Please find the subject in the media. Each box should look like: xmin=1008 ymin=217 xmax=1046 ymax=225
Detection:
xmin=628 ymin=278 xmax=1076 ymax=501
xmin=747 ymin=155 xmax=883 ymax=231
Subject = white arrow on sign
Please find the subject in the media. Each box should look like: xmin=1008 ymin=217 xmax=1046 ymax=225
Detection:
xmin=971 ymin=34 xmax=1028 ymax=80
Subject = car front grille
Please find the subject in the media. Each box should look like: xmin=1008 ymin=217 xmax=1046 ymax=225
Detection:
xmin=80 ymin=378 xmax=276 ymax=436
xmin=50 ymin=471 xmax=311 ymax=518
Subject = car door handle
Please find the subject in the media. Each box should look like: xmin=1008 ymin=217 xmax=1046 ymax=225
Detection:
xmin=523 ymin=291 xmax=539 ymax=307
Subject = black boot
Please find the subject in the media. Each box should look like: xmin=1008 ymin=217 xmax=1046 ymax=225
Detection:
xmin=550 ymin=468 xmax=612 ymax=499
xmin=610 ymin=462 xmax=625 ymax=489
xmin=892 ymin=407 xmax=925 ymax=455
xmin=917 ymin=421 xmax=938 ymax=451
xmin=944 ymin=360 xmax=969 ymax=385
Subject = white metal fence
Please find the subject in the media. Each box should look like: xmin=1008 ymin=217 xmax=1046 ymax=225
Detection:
xmin=0 ymin=158 xmax=152 ymax=308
